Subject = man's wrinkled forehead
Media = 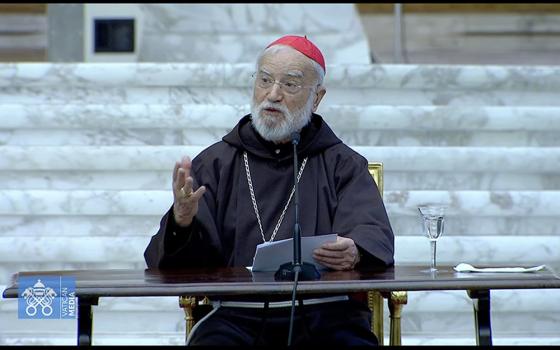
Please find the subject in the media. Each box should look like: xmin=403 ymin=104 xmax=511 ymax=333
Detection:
xmin=260 ymin=67 xmax=304 ymax=79
xmin=258 ymin=47 xmax=315 ymax=79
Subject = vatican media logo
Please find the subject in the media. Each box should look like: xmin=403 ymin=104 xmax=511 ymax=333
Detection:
xmin=18 ymin=276 xmax=76 ymax=319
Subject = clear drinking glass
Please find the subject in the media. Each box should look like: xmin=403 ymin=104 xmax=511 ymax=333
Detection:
xmin=418 ymin=205 xmax=446 ymax=272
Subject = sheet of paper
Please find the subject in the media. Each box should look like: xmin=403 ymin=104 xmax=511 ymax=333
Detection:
xmin=251 ymin=234 xmax=338 ymax=272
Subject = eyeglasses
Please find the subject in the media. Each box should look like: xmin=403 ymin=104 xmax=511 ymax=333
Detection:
xmin=252 ymin=72 xmax=316 ymax=95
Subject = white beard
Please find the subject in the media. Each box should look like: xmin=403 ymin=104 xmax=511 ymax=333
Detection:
xmin=251 ymin=95 xmax=314 ymax=143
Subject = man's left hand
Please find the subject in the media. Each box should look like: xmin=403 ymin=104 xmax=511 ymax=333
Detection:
xmin=313 ymin=236 xmax=360 ymax=271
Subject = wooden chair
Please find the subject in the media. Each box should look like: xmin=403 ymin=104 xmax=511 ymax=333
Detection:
xmin=179 ymin=162 xmax=407 ymax=345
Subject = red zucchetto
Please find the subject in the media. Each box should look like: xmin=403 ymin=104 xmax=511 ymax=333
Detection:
xmin=266 ymin=35 xmax=326 ymax=74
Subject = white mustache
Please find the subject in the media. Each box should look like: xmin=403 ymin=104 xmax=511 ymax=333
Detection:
xmin=257 ymin=102 xmax=290 ymax=117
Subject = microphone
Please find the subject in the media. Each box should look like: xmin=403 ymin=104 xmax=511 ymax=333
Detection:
xmin=274 ymin=131 xmax=321 ymax=281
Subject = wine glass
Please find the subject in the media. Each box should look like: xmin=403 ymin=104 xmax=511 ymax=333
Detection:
xmin=418 ymin=205 xmax=446 ymax=273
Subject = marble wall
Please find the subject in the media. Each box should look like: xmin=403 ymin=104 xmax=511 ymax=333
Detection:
xmin=48 ymin=4 xmax=371 ymax=64
xmin=137 ymin=4 xmax=371 ymax=64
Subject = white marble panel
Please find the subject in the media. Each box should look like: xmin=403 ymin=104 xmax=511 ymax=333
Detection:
xmin=140 ymin=33 xmax=370 ymax=64
xmin=140 ymin=4 xmax=358 ymax=34
xmin=137 ymin=4 xmax=369 ymax=63
xmin=2 ymin=146 xmax=559 ymax=172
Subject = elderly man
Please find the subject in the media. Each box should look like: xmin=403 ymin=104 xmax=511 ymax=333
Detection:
xmin=144 ymin=35 xmax=394 ymax=346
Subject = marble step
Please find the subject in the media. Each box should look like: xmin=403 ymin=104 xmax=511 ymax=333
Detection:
xmin=3 ymin=84 xmax=558 ymax=106
xmin=0 ymin=333 xmax=185 ymax=346
xmin=1 ymin=189 xmax=559 ymax=216
xmin=2 ymin=146 xmax=559 ymax=173
xmin=0 ymin=236 xmax=557 ymax=268
xmin=2 ymin=104 xmax=559 ymax=147
xmin=3 ymin=286 xmax=559 ymax=313
xmin=2 ymin=63 xmax=560 ymax=106
xmin=2 ymin=63 xmax=559 ymax=91
xmin=401 ymin=336 xmax=560 ymax=346
xmin=3 ymin=127 xmax=559 ymax=147
xmin=3 ymin=104 xmax=559 ymax=131
xmin=2 ymin=332 xmax=559 ymax=346
xmin=2 ymin=292 xmax=559 ymax=343
xmin=2 ymin=170 xmax=560 ymax=191
xmin=2 ymin=289 xmax=558 ymax=314
xmin=2 ymin=215 xmax=559 ymax=237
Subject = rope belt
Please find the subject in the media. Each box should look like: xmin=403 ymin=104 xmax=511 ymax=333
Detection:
xmin=212 ymin=295 xmax=349 ymax=309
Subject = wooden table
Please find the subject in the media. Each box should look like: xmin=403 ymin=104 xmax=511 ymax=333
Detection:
xmin=3 ymin=265 xmax=560 ymax=346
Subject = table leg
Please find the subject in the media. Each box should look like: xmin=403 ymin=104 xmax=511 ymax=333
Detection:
xmin=77 ymin=297 xmax=98 ymax=346
xmin=467 ymin=289 xmax=492 ymax=346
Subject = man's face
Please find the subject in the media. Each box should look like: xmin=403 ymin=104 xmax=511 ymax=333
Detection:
xmin=251 ymin=47 xmax=325 ymax=143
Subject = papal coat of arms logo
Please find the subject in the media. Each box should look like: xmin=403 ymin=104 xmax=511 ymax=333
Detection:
xmin=20 ymin=279 xmax=58 ymax=317
xmin=18 ymin=276 xmax=76 ymax=319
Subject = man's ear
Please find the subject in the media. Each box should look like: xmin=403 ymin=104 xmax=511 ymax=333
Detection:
xmin=312 ymin=87 xmax=327 ymax=112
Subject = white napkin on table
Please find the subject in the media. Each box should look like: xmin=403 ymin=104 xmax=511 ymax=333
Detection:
xmin=454 ymin=263 xmax=546 ymax=273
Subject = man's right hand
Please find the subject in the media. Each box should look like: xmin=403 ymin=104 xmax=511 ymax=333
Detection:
xmin=172 ymin=156 xmax=206 ymax=227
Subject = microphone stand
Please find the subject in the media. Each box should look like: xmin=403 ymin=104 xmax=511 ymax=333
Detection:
xmin=274 ymin=131 xmax=320 ymax=346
